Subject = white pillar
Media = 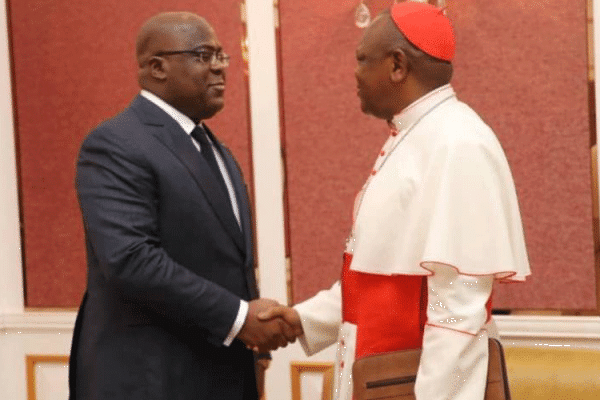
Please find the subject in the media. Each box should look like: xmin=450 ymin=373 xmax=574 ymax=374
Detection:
xmin=0 ymin=0 xmax=26 ymax=398
xmin=594 ymin=0 xmax=600 ymax=211
xmin=244 ymin=1 xmax=302 ymax=399
xmin=244 ymin=0 xmax=288 ymax=307
xmin=0 ymin=0 xmax=24 ymax=316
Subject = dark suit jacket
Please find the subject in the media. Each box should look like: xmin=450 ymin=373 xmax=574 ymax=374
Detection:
xmin=69 ymin=95 xmax=259 ymax=400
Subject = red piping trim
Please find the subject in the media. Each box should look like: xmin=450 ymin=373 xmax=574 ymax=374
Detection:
xmin=425 ymin=323 xmax=488 ymax=337
xmin=419 ymin=260 xmax=526 ymax=283
xmin=350 ymin=259 xmax=528 ymax=283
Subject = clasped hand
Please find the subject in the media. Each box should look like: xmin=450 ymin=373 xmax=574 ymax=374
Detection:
xmin=237 ymin=298 xmax=303 ymax=353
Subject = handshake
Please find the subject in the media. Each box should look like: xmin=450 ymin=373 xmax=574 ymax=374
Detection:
xmin=237 ymin=298 xmax=303 ymax=353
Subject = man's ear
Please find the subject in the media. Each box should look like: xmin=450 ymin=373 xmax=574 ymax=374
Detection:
xmin=148 ymin=56 xmax=168 ymax=80
xmin=390 ymin=49 xmax=409 ymax=83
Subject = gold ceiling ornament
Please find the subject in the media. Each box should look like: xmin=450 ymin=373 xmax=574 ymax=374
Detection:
xmin=355 ymin=0 xmax=371 ymax=28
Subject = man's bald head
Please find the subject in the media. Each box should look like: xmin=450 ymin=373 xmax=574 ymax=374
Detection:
xmin=134 ymin=12 xmax=227 ymax=123
xmin=136 ymin=12 xmax=213 ymax=67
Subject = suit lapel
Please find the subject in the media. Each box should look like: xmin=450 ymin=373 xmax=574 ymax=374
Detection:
xmin=131 ymin=96 xmax=245 ymax=253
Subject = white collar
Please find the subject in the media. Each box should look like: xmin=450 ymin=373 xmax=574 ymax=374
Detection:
xmin=389 ymin=84 xmax=456 ymax=133
xmin=140 ymin=90 xmax=201 ymax=134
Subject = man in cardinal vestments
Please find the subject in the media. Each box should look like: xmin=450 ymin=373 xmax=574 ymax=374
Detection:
xmin=260 ymin=2 xmax=530 ymax=400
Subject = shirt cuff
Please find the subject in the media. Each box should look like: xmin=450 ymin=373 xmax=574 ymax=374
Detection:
xmin=223 ymin=299 xmax=248 ymax=346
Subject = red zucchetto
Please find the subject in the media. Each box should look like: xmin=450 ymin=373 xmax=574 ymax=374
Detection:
xmin=390 ymin=1 xmax=455 ymax=62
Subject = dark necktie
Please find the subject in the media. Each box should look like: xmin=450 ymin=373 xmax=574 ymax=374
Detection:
xmin=190 ymin=126 xmax=230 ymax=197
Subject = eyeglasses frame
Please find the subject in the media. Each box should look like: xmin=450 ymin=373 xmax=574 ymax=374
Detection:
xmin=154 ymin=47 xmax=230 ymax=67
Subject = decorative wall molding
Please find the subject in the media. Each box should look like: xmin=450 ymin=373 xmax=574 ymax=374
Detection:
xmin=0 ymin=311 xmax=77 ymax=334
xmin=26 ymin=355 xmax=70 ymax=400
xmin=1 ymin=314 xmax=599 ymax=399
xmin=0 ymin=312 xmax=74 ymax=400
xmin=290 ymin=362 xmax=334 ymax=400
xmin=496 ymin=315 xmax=600 ymax=350
xmin=1 ymin=312 xmax=598 ymax=342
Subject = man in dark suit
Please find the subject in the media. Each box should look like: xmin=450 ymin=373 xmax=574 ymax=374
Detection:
xmin=69 ymin=12 xmax=298 ymax=400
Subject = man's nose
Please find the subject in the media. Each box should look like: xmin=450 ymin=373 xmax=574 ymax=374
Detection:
xmin=210 ymin=64 xmax=226 ymax=73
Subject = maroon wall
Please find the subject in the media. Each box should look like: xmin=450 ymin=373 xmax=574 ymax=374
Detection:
xmin=10 ymin=0 xmax=596 ymax=310
xmin=279 ymin=0 xmax=389 ymax=304
xmin=280 ymin=0 xmax=595 ymax=309
xmin=9 ymin=0 xmax=250 ymax=307
xmin=449 ymin=0 xmax=594 ymax=309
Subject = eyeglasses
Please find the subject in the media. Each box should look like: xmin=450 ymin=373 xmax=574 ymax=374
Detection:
xmin=154 ymin=48 xmax=230 ymax=67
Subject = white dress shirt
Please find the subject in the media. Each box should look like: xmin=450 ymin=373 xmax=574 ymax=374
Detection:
xmin=140 ymin=90 xmax=248 ymax=346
